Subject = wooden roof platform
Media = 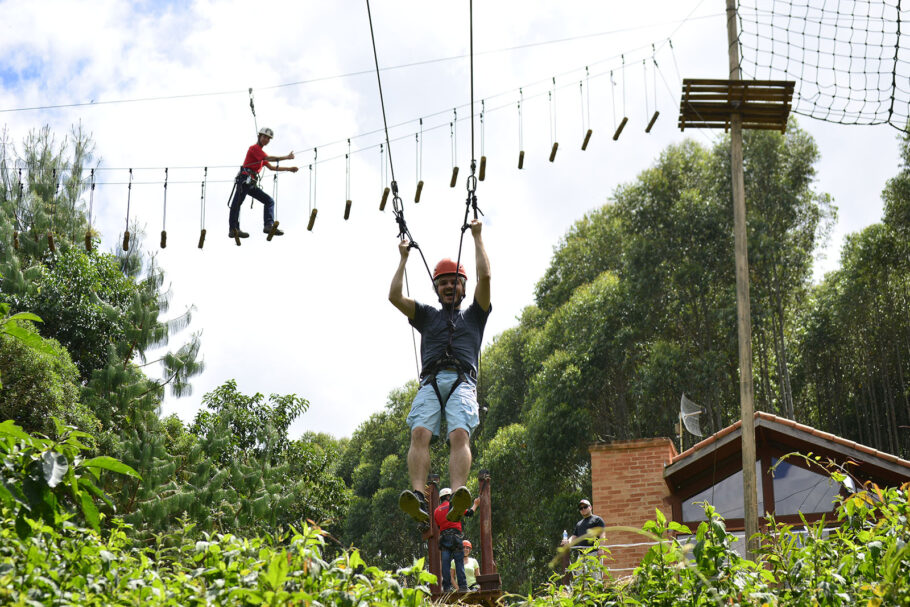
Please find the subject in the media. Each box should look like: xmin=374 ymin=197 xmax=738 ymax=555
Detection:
xmin=678 ymin=79 xmax=794 ymax=132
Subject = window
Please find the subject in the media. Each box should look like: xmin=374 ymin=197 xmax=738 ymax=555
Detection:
xmin=682 ymin=462 xmax=763 ymax=522
xmin=771 ymin=458 xmax=840 ymax=516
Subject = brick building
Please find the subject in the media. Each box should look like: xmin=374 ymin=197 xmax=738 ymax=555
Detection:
xmin=588 ymin=412 xmax=910 ymax=576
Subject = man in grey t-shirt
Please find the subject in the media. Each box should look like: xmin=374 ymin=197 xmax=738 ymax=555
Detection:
xmin=389 ymin=219 xmax=491 ymax=524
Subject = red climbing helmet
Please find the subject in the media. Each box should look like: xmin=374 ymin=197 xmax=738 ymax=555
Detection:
xmin=433 ymin=258 xmax=468 ymax=281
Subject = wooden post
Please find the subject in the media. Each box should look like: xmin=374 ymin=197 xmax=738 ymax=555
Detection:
xmin=475 ymin=469 xmax=502 ymax=593
xmin=726 ymin=0 xmax=759 ymax=559
xmin=424 ymin=475 xmax=441 ymax=594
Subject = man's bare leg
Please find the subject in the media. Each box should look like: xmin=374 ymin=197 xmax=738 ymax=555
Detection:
xmin=447 ymin=428 xmax=474 ymax=522
xmin=400 ymin=426 xmax=433 ymax=523
xmin=408 ymin=426 xmax=433 ymax=492
xmin=448 ymin=428 xmax=471 ymax=489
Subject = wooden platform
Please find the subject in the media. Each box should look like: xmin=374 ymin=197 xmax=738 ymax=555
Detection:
xmin=678 ymin=79 xmax=794 ymax=132
xmin=430 ymin=587 xmax=502 ymax=607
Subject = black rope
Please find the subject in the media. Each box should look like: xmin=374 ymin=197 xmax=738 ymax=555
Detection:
xmin=365 ymin=0 xmax=435 ymax=289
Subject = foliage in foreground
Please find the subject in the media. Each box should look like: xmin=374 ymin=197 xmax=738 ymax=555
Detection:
xmin=525 ymin=481 xmax=910 ymax=606
xmin=3 ymin=418 xmax=909 ymax=606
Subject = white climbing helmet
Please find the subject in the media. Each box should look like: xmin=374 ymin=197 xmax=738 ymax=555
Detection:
xmin=439 ymin=487 xmax=452 ymax=499
xmin=258 ymin=127 xmax=275 ymax=139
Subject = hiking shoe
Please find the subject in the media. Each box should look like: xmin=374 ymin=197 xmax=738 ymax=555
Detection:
xmin=398 ymin=489 xmax=429 ymax=523
xmin=264 ymin=223 xmax=284 ymax=236
xmin=447 ymin=486 xmax=472 ymax=522
xmin=229 ymin=229 xmax=250 ymax=238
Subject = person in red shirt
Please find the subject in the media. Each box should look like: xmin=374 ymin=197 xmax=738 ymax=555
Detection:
xmin=228 ymin=127 xmax=298 ymax=239
xmin=434 ymin=487 xmax=480 ymax=592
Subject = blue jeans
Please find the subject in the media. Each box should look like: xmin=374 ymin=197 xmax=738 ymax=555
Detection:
xmin=440 ymin=532 xmax=466 ymax=591
xmin=229 ymin=175 xmax=274 ymax=230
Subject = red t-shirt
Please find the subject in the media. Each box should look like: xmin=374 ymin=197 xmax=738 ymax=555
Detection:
xmin=434 ymin=501 xmax=463 ymax=533
xmin=242 ymin=144 xmax=268 ymax=174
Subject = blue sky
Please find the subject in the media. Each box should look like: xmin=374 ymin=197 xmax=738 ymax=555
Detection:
xmin=0 ymin=0 xmax=904 ymax=439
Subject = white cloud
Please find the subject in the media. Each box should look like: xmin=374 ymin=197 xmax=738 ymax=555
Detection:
xmin=0 ymin=0 xmax=898 ymax=439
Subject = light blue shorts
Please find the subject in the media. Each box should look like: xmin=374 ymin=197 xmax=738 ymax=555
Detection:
xmin=407 ymin=370 xmax=480 ymax=438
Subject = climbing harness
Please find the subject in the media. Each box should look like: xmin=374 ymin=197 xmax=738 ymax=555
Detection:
xmin=581 ymin=67 xmax=593 ymax=150
xmin=122 ymin=169 xmax=133 ymax=251
xmin=198 ymin=167 xmax=207 ymax=249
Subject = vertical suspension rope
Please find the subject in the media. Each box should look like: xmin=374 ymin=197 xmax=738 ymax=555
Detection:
xmin=365 ymin=0 xmax=437 ymax=296
xmin=415 ymin=120 xmax=424 ymax=202
xmin=308 ymin=148 xmax=318 ymax=231
xmin=123 ymin=168 xmax=132 ymax=251
xmin=518 ymin=89 xmax=525 ymax=169
xmin=614 ymin=55 xmax=629 ymax=140
xmin=48 ymin=168 xmax=58 ymax=252
xmin=13 ymin=168 xmax=22 ymax=249
xmin=160 ymin=168 xmax=168 ymax=248
xmin=479 ymin=100 xmax=487 ymax=180
xmin=379 ymin=143 xmax=389 ymax=210
xmin=85 ymin=168 xmax=95 ymax=251
xmin=646 ymin=45 xmax=660 ymax=132
xmin=198 ymin=167 xmax=207 ymax=248
xmin=449 ymin=109 xmax=459 ymax=187
xmin=549 ymin=77 xmax=559 ymax=162
xmin=345 ymin=139 xmax=352 ymax=219
xmin=581 ymin=67 xmax=593 ymax=150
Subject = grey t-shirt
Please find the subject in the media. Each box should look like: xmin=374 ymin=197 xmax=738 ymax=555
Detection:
xmin=410 ymin=298 xmax=491 ymax=375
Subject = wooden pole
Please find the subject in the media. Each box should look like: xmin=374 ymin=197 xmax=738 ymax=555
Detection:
xmin=424 ymin=476 xmax=441 ymax=594
xmin=726 ymin=0 xmax=759 ymax=559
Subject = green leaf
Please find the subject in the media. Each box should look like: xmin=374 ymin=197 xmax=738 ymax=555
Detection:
xmin=2 ymin=324 xmax=55 ymax=355
xmin=0 ymin=420 xmax=32 ymax=441
xmin=41 ymin=451 xmax=69 ymax=488
xmin=80 ymin=490 xmax=100 ymax=532
xmin=5 ymin=312 xmax=43 ymax=323
xmin=79 ymin=456 xmax=142 ymax=479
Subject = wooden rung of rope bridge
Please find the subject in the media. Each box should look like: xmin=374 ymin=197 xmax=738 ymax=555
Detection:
xmin=678 ymin=79 xmax=794 ymax=133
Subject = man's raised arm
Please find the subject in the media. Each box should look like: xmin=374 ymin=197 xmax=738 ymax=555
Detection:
xmin=471 ymin=220 xmax=490 ymax=311
xmin=389 ymin=238 xmax=416 ymax=319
